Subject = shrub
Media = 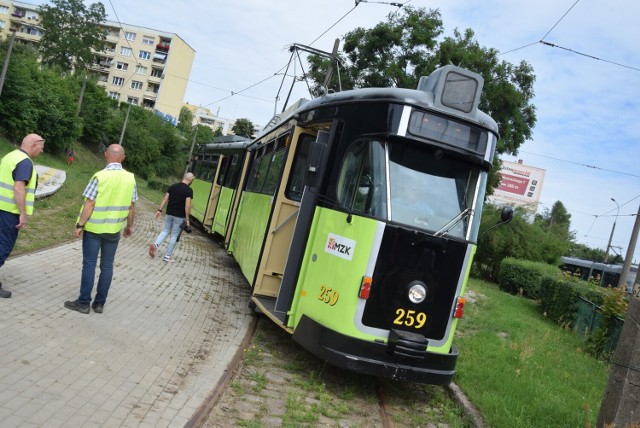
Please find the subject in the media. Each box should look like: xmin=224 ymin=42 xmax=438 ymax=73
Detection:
xmin=537 ymin=274 xmax=604 ymax=326
xmin=498 ymin=258 xmax=560 ymax=299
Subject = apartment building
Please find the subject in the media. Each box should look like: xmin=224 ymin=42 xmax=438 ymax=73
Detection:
xmin=0 ymin=1 xmax=195 ymax=124
xmin=183 ymin=103 xmax=234 ymax=135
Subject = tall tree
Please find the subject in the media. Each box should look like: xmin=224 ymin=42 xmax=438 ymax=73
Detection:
xmin=232 ymin=118 xmax=254 ymax=138
xmin=307 ymin=7 xmax=536 ymax=191
xmin=37 ymin=0 xmax=107 ymax=72
xmin=177 ymin=106 xmax=194 ymax=133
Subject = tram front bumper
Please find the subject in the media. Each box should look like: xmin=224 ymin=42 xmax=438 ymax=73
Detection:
xmin=292 ymin=315 xmax=458 ymax=385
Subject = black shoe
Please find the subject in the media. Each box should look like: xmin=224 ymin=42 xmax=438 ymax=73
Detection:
xmin=92 ymin=302 xmax=104 ymax=313
xmin=0 ymin=282 xmax=10 ymax=298
xmin=64 ymin=300 xmax=90 ymax=314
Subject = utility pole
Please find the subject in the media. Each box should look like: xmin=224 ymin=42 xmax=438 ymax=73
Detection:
xmin=618 ymin=203 xmax=640 ymax=289
xmin=597 ymin=297 xmax=640 ymax=426
xmin=598 ymin=204 xmax=640 ymax=426
xmin=77 ymin=75 xmax=88 ymax=116
xmin=185 ymin=126 xmax=197 ymax=175
xmin=0 ymin=30 xmax=17 ymax=98
xmin=119 ymin=104 xmax=131 ymax=146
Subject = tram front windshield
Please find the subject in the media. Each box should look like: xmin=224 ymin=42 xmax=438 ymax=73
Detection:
xmin=336 ymin=139 xmax=484 ymax=240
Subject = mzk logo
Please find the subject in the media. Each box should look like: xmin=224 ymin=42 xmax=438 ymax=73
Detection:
xmin=325 ymin=233 xmax=356 ymax=261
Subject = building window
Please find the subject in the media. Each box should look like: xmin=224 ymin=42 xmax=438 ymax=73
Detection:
xmin=116 ymin=61 xmax=128 ymax=71
xmin=0 ymin=6 xmax=8 ymax=14
xmin=124 ymin=32 xmax=136 ymax=41
xmin=142 ymin=36 xmax=154 ymax=45
xmin=120 ymin=47 xmax=132 ymax=56
xmin=138 ymin=50 xmax=151 ymax=60
xmin=112 ymin=77 xmax=124 ymax=86
xmin=135 ymin=65 xmax=147 ymax=75
xmin=0 ymin=21 xmax=5 ymax=30
xmin=131 ymin=80 xmax=143 ymax=90
xmin=150 ymin=69 xmax=163 ymax=78
xmin=127 ymin=96 xmax=139 ymax=105
xmin=26 ymin=12 xmax=38 ymax=20
xmin=108 ymin=91 xmax=120 ymax=100
xmin=23 ymin=26 xmax=42 ymax=36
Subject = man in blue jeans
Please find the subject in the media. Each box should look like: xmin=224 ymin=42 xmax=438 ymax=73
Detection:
xmin=149 ymin=172 xmax=194 ymax=263
xmin=0 ymin=133 xmax=45 ymax=298
xmin=64 ymin=144 xmax=137 ymax=314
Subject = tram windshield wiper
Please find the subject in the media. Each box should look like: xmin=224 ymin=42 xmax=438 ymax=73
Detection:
xmin=434 ymin=208 xmax=471 ymax=237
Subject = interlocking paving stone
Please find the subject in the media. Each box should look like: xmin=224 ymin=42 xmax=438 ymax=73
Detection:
xmin=0 ymin=196 xmax=253 ymax=426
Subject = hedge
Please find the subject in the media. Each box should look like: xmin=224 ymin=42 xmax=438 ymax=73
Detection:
xmin=498 ymin=257 xmax=560 ymax=299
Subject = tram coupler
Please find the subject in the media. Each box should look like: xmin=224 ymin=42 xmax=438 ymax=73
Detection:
xmin=387 ymin=329 xmax=429 ymax=360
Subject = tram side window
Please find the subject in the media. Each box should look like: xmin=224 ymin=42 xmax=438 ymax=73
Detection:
xmin=245 ymin=149 xmax=286 ymax=195
xmin=286 ymin=134 xmax=315 ymax=202
xmin=216 ymin=157 xmax=230 ymax=186
xmin=193 ymin=158 xmax=219 ymax=183
xmin=335 ymin=140 xmax=387 ymax=218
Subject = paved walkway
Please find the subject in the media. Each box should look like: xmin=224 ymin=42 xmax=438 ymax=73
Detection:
xmin=0 ymin=197 xmax=254 ymax=427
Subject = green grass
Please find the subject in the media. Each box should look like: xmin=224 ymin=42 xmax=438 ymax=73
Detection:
xmin=0 ymin=138 xmax=169 ymax=255
xmin=455 ymin=278 xmax=609 ymax=427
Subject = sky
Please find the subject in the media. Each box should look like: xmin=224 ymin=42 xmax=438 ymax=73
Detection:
xmin=29 ymin=0 xmax=640 ymax=264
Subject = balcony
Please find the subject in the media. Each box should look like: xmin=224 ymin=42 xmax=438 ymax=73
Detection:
xmin=155 ymin=43 xmax=170 ymax=52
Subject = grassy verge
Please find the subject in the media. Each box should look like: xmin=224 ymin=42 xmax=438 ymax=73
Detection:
xmin=0 ymin=138 xmax=167 ymax=255
xmin=455 ymin=278 xmax=609 ymax=427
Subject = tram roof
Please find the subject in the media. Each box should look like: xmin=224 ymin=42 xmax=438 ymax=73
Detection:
xmin=197 ymin=135 xmax=252 ymax=153
xmin=294 ymin=87 xmax=498 ymax=134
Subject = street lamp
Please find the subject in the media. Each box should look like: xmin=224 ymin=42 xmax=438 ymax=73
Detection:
xmin=604 ymin=197 xmax=620 ymax=263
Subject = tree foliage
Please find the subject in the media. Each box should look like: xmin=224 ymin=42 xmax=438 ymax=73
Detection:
xmin=232 ymin=118 xmax=254 ymax=138
xmin=306 ymin=7 xmax=536 ymax=191
xmin=177 ymin=106 xmax=194 ymax=133
xmin=38 ymin=0 xmax=107 ymax=72
xmin=0 ymin=41 xmax=82 ymax=152
xmin=474 ymin=203 xmax=571 ymax=282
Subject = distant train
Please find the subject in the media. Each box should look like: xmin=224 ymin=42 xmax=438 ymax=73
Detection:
xmin=189 ymin=65 xmax=504 ymax=384
xmin=560 ymin=256 xmax=637 ymax=292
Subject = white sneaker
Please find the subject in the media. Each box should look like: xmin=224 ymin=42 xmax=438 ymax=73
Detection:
xmin=163 ymin=257 xmax=175 ymax=263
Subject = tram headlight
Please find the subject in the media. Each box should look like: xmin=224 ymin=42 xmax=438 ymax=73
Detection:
xmin=407 ymin=281 xmax=427 ymax=304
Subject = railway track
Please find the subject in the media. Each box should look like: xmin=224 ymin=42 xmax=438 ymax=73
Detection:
xmin=185 ymin=315 xmax=480 ymax=427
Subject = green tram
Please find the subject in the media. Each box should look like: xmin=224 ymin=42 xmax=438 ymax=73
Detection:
xmin=190 ymin=65 xmax=501 ymax=384
xmin=190 ymin=135 xmax=251 ymax=240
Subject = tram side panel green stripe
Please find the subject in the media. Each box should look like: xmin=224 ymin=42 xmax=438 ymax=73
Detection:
xmin=228 ymin=192 xmax=272 ymax=285
xmin=190 ymin=179 xmax=211 ymax=224
xmin=212 ymin=187 xmax=234 ymax=236
xmin=289 ymin=207 xmax=380 ymax=337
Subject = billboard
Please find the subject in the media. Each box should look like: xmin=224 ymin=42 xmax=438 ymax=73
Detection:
xmin=487 ymin=160 xmax=545 ymax=211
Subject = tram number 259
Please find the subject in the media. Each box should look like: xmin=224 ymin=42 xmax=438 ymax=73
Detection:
xmin=394 ymin=309 xmax=427 ymax=329
xmin=317 ymin=286 xmax=339 ymax=306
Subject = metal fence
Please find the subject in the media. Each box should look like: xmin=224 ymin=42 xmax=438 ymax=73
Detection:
xmin=574 ymin=296 xmax=624 ymax=354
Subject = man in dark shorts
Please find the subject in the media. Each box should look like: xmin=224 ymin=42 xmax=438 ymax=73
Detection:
xmin=149 ymin=172 xmax=194 ymax=262
xmin=0 ymin=133 xmax=45 ymax=298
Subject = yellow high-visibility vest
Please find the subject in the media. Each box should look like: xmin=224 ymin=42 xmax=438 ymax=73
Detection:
xmin=81 ymin=169 xmax=135 ymax=234
xmin=0 ymin=150 xmax=37 ymax=215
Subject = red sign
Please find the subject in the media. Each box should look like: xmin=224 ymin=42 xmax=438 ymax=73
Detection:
xmin=497 ymin=173 xmax=529 ymax=196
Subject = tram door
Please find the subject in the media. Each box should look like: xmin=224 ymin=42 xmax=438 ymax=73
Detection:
xmin=251 ymin=129 xmax=315 ymax=305
xmin=202 ymin=156 xmax=226 ymax=229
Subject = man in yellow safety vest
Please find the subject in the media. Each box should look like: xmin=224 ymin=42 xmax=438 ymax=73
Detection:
xmin=0 ymin=134 xmax=45 ymax=298
xmin=64 ymin=144 xmax=137 ymax=314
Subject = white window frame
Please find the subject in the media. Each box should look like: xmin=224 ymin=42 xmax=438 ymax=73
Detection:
xmin=112 ymin=77 xmax=124 ymax=86
xmin=120 ymin=47 xmax=132 ymax=56
xmin=131 ymin=81 xmax=143 ymax=90
xmin=138 ymin=50 xmax=151 ymax=60
xmin=116 ymin=61 xmax=128 ymax=71
xmin=127 ymin=96 xmax=139 ymax=105
xmin=142 ymin=36 xmax=154 ymax=45
xmin=124 ymin=32 xmax=136 ymax=41
xmin=135 ymin=65 xmax=147 ymax=75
